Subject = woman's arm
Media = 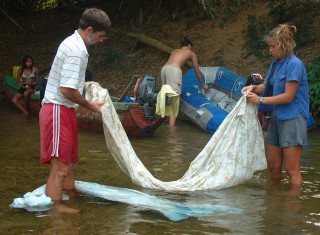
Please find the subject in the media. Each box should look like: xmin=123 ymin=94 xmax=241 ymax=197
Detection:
xmin=16 ymin=68 xmax=25 ymax=88
xmin=247 ymin=81 xmax=298 ymax=105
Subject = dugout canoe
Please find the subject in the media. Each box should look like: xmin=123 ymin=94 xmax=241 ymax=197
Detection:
xmin=3 ymin=74 xmax=164 ymax=137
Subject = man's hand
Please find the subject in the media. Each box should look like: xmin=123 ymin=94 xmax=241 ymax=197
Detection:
xmin=88 ymin=101 xmax=105 ymax=114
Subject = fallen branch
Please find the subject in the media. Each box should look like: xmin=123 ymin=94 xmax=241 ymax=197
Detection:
xmin=0 ymin=8 xmax=23 ymax=31
xmin=112 ymin=29 xmax=193 ymax=67
xmin=113 ymin=28 xmax=173 ymax=54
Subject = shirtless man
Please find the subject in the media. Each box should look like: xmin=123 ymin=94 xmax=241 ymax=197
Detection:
xmin=161 ymin=37 xmax=208 ymax=126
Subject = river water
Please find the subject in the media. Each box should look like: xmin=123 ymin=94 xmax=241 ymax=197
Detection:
xmin=0 ymin=96 xmax=319 ymax=235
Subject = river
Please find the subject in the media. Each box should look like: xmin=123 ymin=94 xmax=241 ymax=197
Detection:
xmin=0 ymin=96 xmax=319 ymax=235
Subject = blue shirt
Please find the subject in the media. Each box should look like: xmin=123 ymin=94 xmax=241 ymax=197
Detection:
xmin=261 ymin=55 xmax=309 ymax=120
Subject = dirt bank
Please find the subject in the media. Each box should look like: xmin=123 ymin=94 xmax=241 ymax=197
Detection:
xmin=1 ymin=2 xmax=319 ymax=98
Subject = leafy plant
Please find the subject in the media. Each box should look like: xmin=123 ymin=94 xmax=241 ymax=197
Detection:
xmin=306 ymin=62 xmax=320 ymax=117
xmin=246 ymin=14 xmax=271 ymax=58
xmin=268 ymin=0 xmax=320 ymax=47
xmin=245 ymin=0 xmax=320 ymax=64
xmin=196 ymin=0 xmax=256 ymax=28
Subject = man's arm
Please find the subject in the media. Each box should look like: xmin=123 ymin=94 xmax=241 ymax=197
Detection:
xmin=60 ymin=87 xmax=103 ymax=113
xmin=190 ymin=52 xmax=208 ymax=90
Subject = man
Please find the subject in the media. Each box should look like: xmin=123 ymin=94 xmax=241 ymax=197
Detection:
xmin=161 ymin=37 xmax=208 ymax=126
xmin=40 ymin=8 xmax=111 ymax=213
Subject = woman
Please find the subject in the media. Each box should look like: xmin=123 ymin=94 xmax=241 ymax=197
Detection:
xmin=11 ymin=54 xmax=39 ymax=115
xmin=242 ymin=24 xmax=309 ymax=194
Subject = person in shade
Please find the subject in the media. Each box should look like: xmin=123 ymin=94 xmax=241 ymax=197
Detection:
xmin=40 ymin=8 xmax=111 ymax=213
xmin=11 ymin=54 xmax=39 ymax=114
xmin=160 ymin=37 xmax=208 ymax=126
xmin=242 ymin=23 xmax=309 ymax=196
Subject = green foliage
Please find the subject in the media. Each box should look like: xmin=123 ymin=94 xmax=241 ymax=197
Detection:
xmin=245 ymin=0 xmax=320 ymax=59
xmin=268 ymin=0 xmax=320 ymax=46
xmin=34 ymin=0 xmax=58 ymax=11
xmin=196 ymin=0 xmax=256 ymax=28
xmin=306 ymin=61 xmax=320 ymax=117
xmin=246 ymin=14 xmax=271 ymax=58
xmin=98 ymin=47 xmax=123 ymax=65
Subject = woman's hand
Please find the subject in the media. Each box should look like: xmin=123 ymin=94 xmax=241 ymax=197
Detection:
xmin=246 ymin=92 xmax=260 ymax=104
xmin=241 ymin=84 xmax=255 ymax=94
xmin=19 ymin=83 xmax=27 ymax=88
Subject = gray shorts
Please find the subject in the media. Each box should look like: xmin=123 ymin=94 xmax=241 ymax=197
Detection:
xmin=160 ymin=65 xmax=182 ymax=94
xmin=266 ymin=111 xmax=307 ymax=147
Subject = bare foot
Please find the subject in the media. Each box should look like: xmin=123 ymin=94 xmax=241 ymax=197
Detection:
xmin=281 ymin=188 xmax=302 ymax=197
xmin=51 ymin=201 xmax=80 ymax=214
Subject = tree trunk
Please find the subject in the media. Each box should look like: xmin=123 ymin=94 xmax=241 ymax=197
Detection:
xmin=113 ymin=29 xmax=192 ymax=67
xmin=0 ymin=8 xmax=23 ymax=31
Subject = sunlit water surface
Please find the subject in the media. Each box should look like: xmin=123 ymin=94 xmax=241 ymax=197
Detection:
xmin=0 ymin=97 xmax=319 ymax=235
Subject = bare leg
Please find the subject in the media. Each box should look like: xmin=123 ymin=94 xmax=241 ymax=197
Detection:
xmin=63 ymin=163 xmax=77 ymax=197
xmin=24 ymin=89 xmax=33 ymax=112
xmin=24 ymin=95 xmax=30 ymax=112
xmin=168 ymin=116 xmax=177 ymax=126
xmin=283 ymin=146 xmax=303 ymax=195
xmin=11 ymin=93 xmax=28 ymax=115
xmin=266 ymin=144 xmax=284 ymax=184
xmin=46 ymin=158 xmax=79 ymax=213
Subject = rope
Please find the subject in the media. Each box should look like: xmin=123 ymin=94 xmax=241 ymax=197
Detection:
xmin=230 ymin=76 xmax=243 ymax=100
xmin=215 ymin=71 xmax=224 ymax=90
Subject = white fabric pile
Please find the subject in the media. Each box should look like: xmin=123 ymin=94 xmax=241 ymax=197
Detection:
xmin=10 ymin=185 xmax=53 ymax=212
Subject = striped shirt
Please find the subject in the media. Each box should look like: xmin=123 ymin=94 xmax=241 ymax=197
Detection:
xmin=42 ymin=30 xmax=89 ymax=108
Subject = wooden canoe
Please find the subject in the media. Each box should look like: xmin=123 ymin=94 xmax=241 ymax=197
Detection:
xmin=3 ymin=75 xmax=164 ymax=137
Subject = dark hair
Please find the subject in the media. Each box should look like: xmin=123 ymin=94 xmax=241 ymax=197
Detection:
xmin=79 ymin=8 xmax=111 ymax=33
xmin=21 ymin=54 xmax=34 ymax=71
xmin=181 ymin=37 xmax=193 ymax=47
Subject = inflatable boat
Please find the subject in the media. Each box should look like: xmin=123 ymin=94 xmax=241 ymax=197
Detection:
xmin=180 ymin=67 xmax=315 ymax=133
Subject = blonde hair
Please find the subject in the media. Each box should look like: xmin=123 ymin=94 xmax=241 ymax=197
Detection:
xmin=268 ymin=23 xmax=297 ymax=58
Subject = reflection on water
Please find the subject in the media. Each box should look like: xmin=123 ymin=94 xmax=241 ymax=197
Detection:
xmin=1 ymin=96 xmax=320 ymax=234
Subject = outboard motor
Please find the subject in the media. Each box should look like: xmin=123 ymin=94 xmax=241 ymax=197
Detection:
xmin=245 ymin=73 xmax=264 ymax=86
xmin=134 ymin=75 xmax=158 ymax=119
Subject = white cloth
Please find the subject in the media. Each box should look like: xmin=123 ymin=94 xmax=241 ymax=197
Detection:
xmin=10 ymin=185 xmax=53 ymax=212
xmin=85 ymin=82 xmax=267 ymax=191
xmin=10 ymin=181 xmax=242 ymax=220
xmin=156 ymin=84 xmax=180 ymax=118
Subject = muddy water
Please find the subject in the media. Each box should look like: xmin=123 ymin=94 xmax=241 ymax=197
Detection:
xmin=0 ymin=97 xmax=319 ymax=235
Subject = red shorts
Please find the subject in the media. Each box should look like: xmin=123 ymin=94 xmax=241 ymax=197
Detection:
xmin=39 ymin=103 xmax=78 ymax=164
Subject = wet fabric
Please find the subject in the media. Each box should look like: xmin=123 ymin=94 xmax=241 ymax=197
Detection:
xmin=85 ymin=82 xmax=267 ymax=191
xmin=156 ymin=84 xmax=180 ymax=118
xmin=10 ymin=181 xmax=242 ymax=221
